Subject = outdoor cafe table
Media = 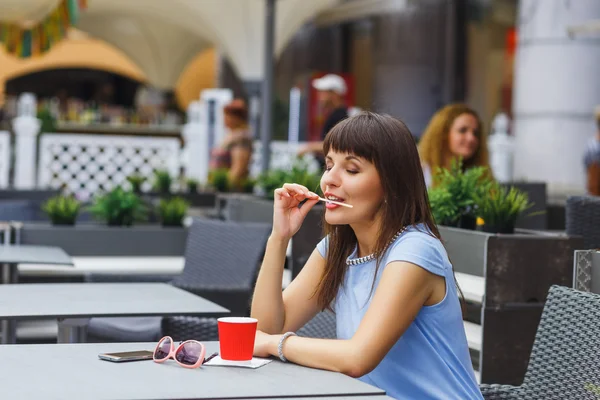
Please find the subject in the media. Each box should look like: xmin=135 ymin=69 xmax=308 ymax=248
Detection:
xmin=0 ymin=342 xmax=389 ymax=400
xmin=0 ymin=244 xmax=74 ymax=344
xmin=0 ymin=283 xmax=229 ymax=344
xmin=0 ymin=244 xmax=73 ymax=284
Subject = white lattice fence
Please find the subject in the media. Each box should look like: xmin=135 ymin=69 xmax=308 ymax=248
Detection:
xmin=38 ymin=134 xmax=181 ymax=199
xmin=250 ymin=141 xmax=320 ymax=178
xmin=0 ymin=131 xmax=9 ymax=188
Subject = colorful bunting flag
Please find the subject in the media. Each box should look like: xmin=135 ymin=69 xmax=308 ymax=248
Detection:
xmin=0 ymin=0 xmax=87 ymax=58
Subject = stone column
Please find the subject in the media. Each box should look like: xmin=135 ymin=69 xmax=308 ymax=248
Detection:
xmin=512 ymin=0 xmax=600 ymax=193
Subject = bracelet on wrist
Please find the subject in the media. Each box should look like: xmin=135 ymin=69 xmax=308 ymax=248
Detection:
xmin=277 ymin=331 xmax=297 ymax=362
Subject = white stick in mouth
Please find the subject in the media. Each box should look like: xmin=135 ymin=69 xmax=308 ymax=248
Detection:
xmin=317 ymin=197 xmax=353 ymax=208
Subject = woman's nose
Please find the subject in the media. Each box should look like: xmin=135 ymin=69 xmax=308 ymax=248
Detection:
xmin=321 ymin=167 xmax=341 ymax=189
xmin=466 ymin=131 xmax=479 ymax=144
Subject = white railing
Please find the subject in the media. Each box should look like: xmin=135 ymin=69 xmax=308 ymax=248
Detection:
xmin=9 ymin=92 xmax=324 ymax=197
xmin=0 ymin=131 xmax=10 ymax=188
xmin=250 ymin=141 xmax=320 ymax=178
xmin=37 ymin=134 xmax=181 ymax=200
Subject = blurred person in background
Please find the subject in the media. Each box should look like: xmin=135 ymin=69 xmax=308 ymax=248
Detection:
xmin=583 ymin=106 xmax=600 ymax=196
xmin=418 ymin=104 xmax=489 ymax=187
xmin=209 ymin=98 xmax=253 ymax=191
xmin=298 ymin=74 xmax=349 ymax=167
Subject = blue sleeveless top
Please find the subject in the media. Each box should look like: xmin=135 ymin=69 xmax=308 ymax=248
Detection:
xmin=316 ymin=225 xmax=482 ymax=400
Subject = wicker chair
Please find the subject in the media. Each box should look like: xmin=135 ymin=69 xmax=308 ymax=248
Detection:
xmin=565 ymin=195 xmax=600 ymax=250
xmin=87 ymin=218 xmax=271 ymax=342
xmin=479 ymin=285 xmax=600 ymax=399
xmin=297 ymin=310 xmax=336 ymax=339
xmin=164 ymin=309 xmax=337 ymax=343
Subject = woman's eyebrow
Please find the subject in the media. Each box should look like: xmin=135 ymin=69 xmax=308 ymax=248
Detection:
xmin=345 ymin=155 xmax=361 ymax=163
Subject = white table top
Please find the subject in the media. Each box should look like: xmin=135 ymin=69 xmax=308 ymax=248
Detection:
xmin=0 ymin=342 xmax=387 ymax=400
xmin=0 ymin=245 xmax=72 ymax=266
xmin=0 ymin=283 xmax=228 ymax=319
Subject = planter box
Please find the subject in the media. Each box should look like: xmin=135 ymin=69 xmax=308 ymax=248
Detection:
xmin=145 ymin=191 xmax=217 ymax=208
xmin=439 ymin=225 xmax=584 ymax=385
xmin=21 ymin=223 xmax=188 ymax=256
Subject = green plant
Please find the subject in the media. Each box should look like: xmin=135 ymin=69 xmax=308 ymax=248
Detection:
xmin=240 ymin=177 xmax=256 ymax=194
xmin=186 ymin=178 xmax=199 ymax=194
xmin=88 ymin=187 xmax=148 ymax=226
xmin=209 ymin=168 xmax=230 ymax=192
xmin=42 ymin=195 xmax=81 ymax=225
xmin=474 ymin=181 xmax=534 ymax=232
xmin=256 ymin=158 xmax=321 ymax=199
xmin=428 ymin=187 xmax=460 ymax=226
xmin=126 ymin=174 xmax=146 ymax=194
xmin=429 ymin=158 xmax=492 ymax=225
xmin=157 ymin=197 xmax=190 ymax=227
xmin=37 ymin=107 xmax=57 ymax=133
xmin=152 ymin=170 xmax=172 ymax=195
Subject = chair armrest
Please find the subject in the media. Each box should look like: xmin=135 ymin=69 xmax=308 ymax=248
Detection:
xmin=479 ymin=384 xmax=524 ymax=400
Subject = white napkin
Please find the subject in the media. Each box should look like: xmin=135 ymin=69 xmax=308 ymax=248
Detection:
xmin=203 ymin=356 xmax=273 ymax=369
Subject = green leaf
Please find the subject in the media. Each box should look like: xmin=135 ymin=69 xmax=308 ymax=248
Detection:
xmin=473 ymin=181 xmax=534 ymax=226
xmin=428 ymin=157 xmax=493 ymax=225
xmin=42 ymin=195 xmax=81 ymax=225
xmin=152 ymin=170 xmax=172 ymax=194
xmin=157 ymin=197 xmax=189 ymax=227
xmin=88 ymin=187 xmax=148 ymax=226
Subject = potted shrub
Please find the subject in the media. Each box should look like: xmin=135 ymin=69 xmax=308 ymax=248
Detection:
xmin=41 ymin=195 xmax=81 ymax=225
xmin=186 ymin=178 xmax=199 ymax=194
xmin=157 ymin=197 xmax=190 ymax=227
xmin=257 ymin=159 xmax=321 ymax=200
xmin=209 ymin=168 xmax=230 ymax=193
xmin=428 ymin=187 xmax=460 ymax=227
xmin=152 ymin=170 xmax=173 ymax=195
xmin=429 ymin=159 xmax=491 ymax=229
xmin=240 ymin=177 xmax=256 ymax=194
xmin=88 ymin=187 xmax=148 ymax=226
xmin=126 ymin=174 xmax=146 ymax=195
xmin=475 ymin=182 xmax=534 ymax=234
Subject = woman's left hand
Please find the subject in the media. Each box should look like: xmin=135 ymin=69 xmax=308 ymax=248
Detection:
xmin=253 ymin=330 xmax=278 ymax=358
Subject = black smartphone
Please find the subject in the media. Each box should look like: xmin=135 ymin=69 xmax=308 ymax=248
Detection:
xmin=98 ymin=350 xmax=154 ymax=363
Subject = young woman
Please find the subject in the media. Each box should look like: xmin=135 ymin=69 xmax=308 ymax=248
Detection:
xmin=251 ymin=112 xmax=482 ymax=399
xmin=208 ymin=98 xmax=252 ymax=191
xmin=418 ymin=104 xmax=489 ymax=187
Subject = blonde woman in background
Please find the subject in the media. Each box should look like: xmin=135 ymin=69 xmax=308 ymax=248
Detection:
xmin=418 ymin=104 xmax=490 ymax=187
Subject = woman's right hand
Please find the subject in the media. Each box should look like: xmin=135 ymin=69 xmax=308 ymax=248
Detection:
xmin=272 ymin=183 xmax=320 ymax=241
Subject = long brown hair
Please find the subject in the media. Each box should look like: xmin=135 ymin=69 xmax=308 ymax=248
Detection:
xmin=315 ymin=112 xmax=441 ymax=310
xmin=418 ymin=103 xmax=489 ymax=176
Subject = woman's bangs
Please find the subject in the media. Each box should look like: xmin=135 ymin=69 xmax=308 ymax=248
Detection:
xmin=323 ymin=117 xmax=376 ymax=162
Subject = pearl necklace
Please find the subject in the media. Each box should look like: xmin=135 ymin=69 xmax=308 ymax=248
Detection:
xmin=346 ymin=227 xmax=408 ymax=266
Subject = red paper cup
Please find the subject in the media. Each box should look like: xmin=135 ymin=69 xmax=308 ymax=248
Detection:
xmin=217 ymin=317 xmax=258 ymax=361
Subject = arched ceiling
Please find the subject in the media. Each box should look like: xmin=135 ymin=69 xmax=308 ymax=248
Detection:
xmin=79 ymin=0 xmax=342 ymax=83
xmin=78 ymin=12 xmax=208 ymax=90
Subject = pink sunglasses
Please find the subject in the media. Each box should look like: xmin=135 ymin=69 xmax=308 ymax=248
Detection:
xmin=153 ymin=336 xmax=209 ymax=369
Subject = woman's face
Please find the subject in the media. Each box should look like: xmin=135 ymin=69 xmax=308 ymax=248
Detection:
xmin=320 ymin=150 xmax=384 ymax=226
xmin=448 ymin=113 xmax=480 ymax=161
xmin=224 ymin=113 xmax=236 ymax=129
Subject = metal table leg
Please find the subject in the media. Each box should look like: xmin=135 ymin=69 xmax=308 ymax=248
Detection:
xmin=1 ymin=263 xmax=18 ymax=344
xmin=57 ymin=318 xmax=90 ymax=343
xmin=1 ymin=262 xmax=17 ymax=284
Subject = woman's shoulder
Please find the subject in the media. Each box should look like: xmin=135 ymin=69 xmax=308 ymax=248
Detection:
xmin=386 ymin=225 xmax=450 ymax=274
